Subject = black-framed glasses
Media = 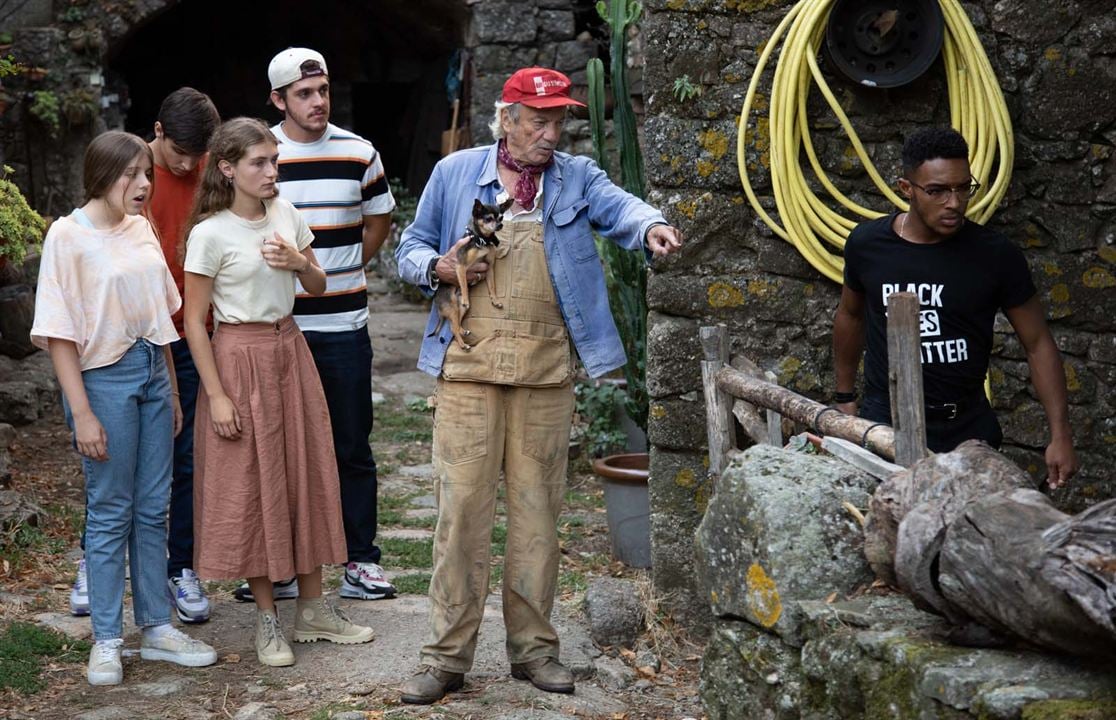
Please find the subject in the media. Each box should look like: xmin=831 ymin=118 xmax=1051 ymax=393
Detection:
xmin=906 ymin=178 xmax=981 ymax=204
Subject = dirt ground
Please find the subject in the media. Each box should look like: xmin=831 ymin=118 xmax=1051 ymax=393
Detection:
xmin=0 ymin=279 xmax=706 ymax=720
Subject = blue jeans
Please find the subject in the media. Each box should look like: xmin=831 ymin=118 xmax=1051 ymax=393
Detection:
xmin=64 ymin=340 xmax=173 ymax=641
xmin=167 ymin=338 xmax=198 ymax=577
xmin=301 ymin=328 xmax=381 ymax=564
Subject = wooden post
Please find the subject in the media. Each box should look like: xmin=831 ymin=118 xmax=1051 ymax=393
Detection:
xmin=763 ymin=370 xmax=783 ymax=447
xmin=700 ymin=325 xmax=735 ymax=476
xmin=886 ymin=292 xmax=929 ymax=467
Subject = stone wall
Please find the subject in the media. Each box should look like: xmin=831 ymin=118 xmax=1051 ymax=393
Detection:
xmin=697 ymin=444 xmax=1116 ymax=720
xmin=642 ymin=0 xmax=1116 ymax=629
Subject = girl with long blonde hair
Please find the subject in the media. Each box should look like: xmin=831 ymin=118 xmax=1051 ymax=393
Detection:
xmin=183 ymin=117 xmax=373 ymax=667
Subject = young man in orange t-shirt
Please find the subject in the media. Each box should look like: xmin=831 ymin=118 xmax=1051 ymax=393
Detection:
xmin=70 ymin=88 xmax=221 ymax=623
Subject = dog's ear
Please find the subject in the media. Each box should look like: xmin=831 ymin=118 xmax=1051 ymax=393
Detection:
xmin=498 ymin=198 xmax=514 ymax=213
xmin=472 ymin=198 xmax=485 ymax=214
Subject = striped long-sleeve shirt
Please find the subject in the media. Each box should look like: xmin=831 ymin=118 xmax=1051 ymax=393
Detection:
xmin=273 ymin=122 xmax=395 ymax=332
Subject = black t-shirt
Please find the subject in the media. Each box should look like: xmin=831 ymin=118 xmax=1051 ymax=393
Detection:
xmin=843 ymin=213 xmax=1036 ymax=405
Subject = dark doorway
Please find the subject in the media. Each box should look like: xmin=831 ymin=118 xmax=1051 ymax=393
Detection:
xmin=106 ymin=0 xmax=465 ymax=193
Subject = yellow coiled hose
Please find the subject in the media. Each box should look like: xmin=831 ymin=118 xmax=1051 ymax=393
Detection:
xmin=737 ymin=0 xmax=1014 ymax=283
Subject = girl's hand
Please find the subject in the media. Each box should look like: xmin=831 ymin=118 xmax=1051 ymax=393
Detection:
xmin=209 ymin=395 xmax=242 ymax=440
xmin=261 ymin=232 xmax=308 ymax=273
xmin=73 ymin=409 xmax=109 ymax=461
xmin=172 ymin=395 xmax=183 ymax=437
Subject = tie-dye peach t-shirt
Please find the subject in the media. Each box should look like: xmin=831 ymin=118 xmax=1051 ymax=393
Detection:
xmin=31 ymin=213 xmax=181 ymax=371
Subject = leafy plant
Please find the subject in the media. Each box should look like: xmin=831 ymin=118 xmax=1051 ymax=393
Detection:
xmin=28 ymin=90 xmax=60 ymax=137
xmin=0 ymin=32 xmax=12 ymax=46
xmin=673 ymin=74 xmax=702 ymax=102
xmin=574 ymin=379 xmax=627 ymax=457
xmin=0 ymin=165 xmax=46 ymax=266
xmin=61 ymin=87 xmax=98 ymax=126
xmin=59 ymin=6 xmax=85 ymax=23
xmin=587 ymin=0 xmax=649 ymax=435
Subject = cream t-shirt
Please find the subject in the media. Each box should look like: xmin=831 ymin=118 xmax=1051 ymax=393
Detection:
xmin=31 ymin=213 xmax=181 ymax=371
xmin=184 ymin=198 xmax=314 ymax=325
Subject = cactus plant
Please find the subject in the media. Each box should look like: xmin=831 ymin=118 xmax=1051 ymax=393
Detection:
xmin=587 ymin=1 xmax=649 ymax=436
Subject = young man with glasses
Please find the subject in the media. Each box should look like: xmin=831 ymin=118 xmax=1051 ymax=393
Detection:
xmin=832 ymin=127 xmax=1078 ymax=488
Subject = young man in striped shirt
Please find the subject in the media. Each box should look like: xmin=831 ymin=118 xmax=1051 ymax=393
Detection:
xmin=265 ymin=47 xmax=397 ymax=601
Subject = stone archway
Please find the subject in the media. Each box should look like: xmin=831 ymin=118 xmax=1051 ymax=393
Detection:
xmin=105 ymin=0 xmax=467 ymax=195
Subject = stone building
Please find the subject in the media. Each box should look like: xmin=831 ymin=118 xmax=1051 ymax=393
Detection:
xmin=641 ymin=0 xmax=1116 ymax=630
xmin=3 ymin=0 xmax=1114 ymax=648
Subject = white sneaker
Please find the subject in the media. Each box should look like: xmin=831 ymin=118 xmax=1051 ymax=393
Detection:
xmin=140 ymin=626 xmax=217 ymax=667
xmin=233 ymin=578 xmax=299 ymax=603
xmin=168 ymin=569 xmax=211 ymax=623
xmin=70 ymin=558 xmax=90 ymax=617
xmin=87 ymin=638 xmax=124 ymax=686
xmin=340 ymin=562 xmax=397 ymax=600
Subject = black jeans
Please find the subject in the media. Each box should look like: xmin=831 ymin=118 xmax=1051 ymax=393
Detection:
xmin=167 ymin=338 xmax=200 ymax=576
xmin=860 ymin=393 xmax=1003 ymax=454
xmin=302 ymin=328 xmax=381 ymax=564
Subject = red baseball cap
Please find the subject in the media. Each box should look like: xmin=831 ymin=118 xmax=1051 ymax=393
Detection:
xmin=502 ymin=67 xmax=586 ymax=108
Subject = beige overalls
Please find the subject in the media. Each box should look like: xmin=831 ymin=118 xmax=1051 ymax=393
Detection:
xmin=422 ymin=219 xmax=576 ymax=672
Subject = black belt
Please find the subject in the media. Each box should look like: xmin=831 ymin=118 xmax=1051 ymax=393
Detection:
xmin=925 ymin=393 xmax=984 ymax=422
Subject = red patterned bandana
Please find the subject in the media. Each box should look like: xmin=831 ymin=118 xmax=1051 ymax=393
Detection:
xmin=497 ymin=140 xmax=552 ymax=211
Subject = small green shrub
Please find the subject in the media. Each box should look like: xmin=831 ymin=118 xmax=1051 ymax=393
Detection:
xmin=28 ymin=91 xmax=60 ymax=138
xmin=574 ymin=380 xmax=626 ymax=457
xmin=0 ymin=165 xmax=46 ymax=266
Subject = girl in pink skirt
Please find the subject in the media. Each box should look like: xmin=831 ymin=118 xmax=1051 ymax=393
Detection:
xmin=182 ymin=117 xmax=373 ymax=667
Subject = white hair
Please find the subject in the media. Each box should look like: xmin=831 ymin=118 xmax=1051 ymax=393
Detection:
xmin=489 ymin=101 xmax=521 ymax=140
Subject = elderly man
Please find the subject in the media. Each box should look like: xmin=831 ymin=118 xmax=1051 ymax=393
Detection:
xmin=395 ymin=66 xmax=683 ymax=703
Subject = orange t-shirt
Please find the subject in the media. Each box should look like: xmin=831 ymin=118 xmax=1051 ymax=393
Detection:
xmin=150 ymin=161 xmax=210 ymax=334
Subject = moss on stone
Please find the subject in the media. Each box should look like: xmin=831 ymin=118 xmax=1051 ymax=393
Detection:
xmin=1021 ymin=699 xmax=1116 ymax=720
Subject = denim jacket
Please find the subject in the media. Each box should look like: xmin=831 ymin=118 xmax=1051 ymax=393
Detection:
xmin=396 ymin=143 xmax=667 ymax=378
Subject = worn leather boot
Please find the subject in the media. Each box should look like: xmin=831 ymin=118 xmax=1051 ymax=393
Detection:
xmin=510 ymin=657 xmax=575 ymax=693
xmin=400 ymin=665 xmax=465 ymax=704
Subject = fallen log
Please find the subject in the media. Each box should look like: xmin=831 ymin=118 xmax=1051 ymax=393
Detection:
xmin=867 ymin=440 xmax=1116 ymax=659
xmin=714 ymin=366 xmax=895 ymax=460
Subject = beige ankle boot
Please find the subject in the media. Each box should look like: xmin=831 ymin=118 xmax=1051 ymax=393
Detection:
xmin=293 ymin=597 xmax=375 ymax=644
xmin=255 ymin=609 xmax=295 ymax=667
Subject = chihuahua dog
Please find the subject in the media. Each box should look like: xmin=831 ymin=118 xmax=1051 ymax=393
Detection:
xmin=431 ymin=198 xmax=513 ymax=350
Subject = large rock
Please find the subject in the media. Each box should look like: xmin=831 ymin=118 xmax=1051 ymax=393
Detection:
xmin=0 ymin=381 xmax=39 ymax=425
xmin=0 ymin=285 xmax=35 ymax=359
xmin=695 ymin=444 xmax=876 ymax=636
xmin=704 ymin=595 xmax=1116 ymax=720
xmin=584 ymin=577 xmax=645 ymax=648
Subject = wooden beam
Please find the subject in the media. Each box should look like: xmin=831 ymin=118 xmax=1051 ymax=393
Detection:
xmin=714 ymin=366 xmax=896 ymax=460
xmin=821 ymin=436 xmax=904 ymax=481
xmin=764 ymin=370 xmax=783 ymax=447
xmin=886 ymin=292 xmax=929 ymax=467
xmin=700 ymin=325 xmax=735 ymax=476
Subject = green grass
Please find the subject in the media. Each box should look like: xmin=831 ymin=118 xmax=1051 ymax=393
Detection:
xmin=402 ymin=514 xmax=436 ymax=530
xmin=564 ymin=488 xmax=605 ymax=509
xmin=0 ymin=622 xmax=90 ymax=694
xmin=379 ymin=507 xmax=404 ymax=526
xmin=392 ymin=572 xmax=432 ymax=595
xmin=490 ymin=524 xmax=507 ymax=556
xmin=375 ymin=402 xmax=433 ymax=444
xmin=559 ymin=570 xmax=588 ymax=594
xmin=0 ymin=520 xmax=69 ymax=576
xmin=379 ymin=537 xmax=434 ymax=569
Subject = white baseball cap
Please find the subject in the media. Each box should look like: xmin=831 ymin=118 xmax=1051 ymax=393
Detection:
xmin=268 ymin=47 xmax=328 ymax=91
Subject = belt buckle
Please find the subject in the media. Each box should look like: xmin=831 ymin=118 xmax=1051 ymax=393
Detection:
xmin=942 ymin=402 xmax=958 ymax=421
